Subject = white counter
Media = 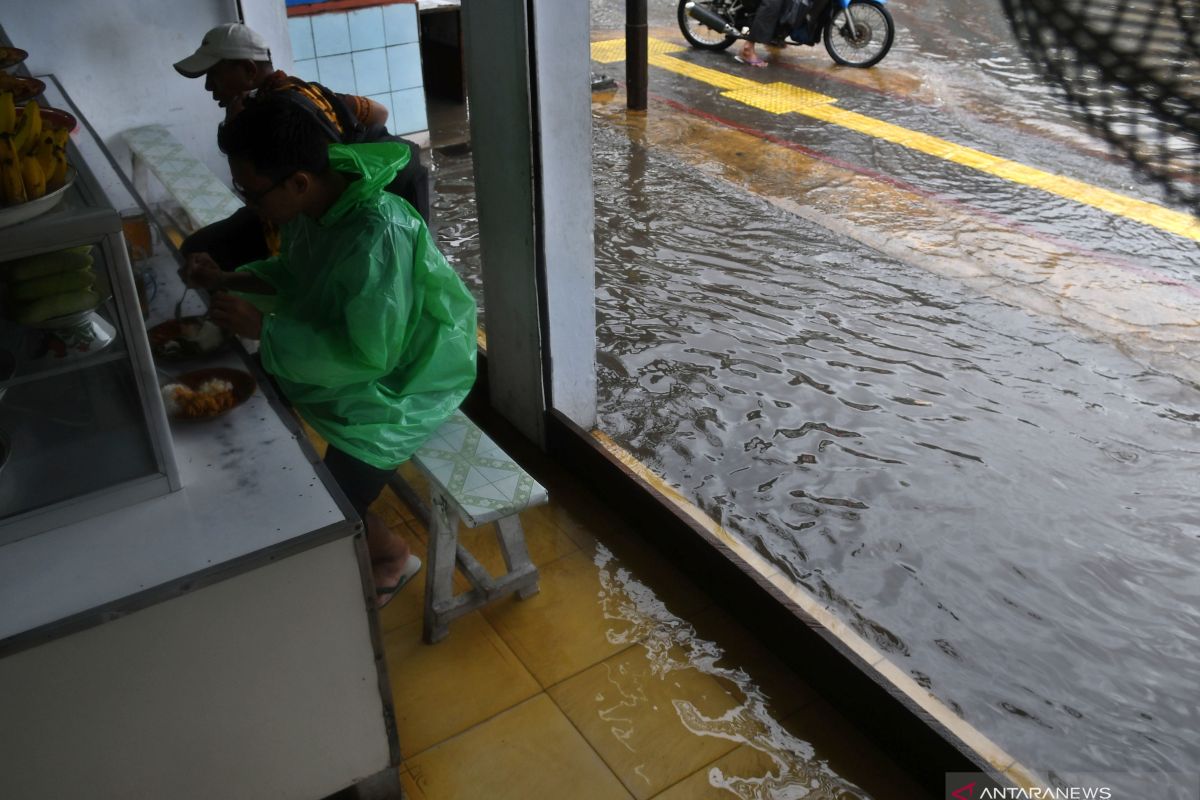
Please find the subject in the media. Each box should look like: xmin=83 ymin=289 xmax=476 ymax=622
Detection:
xmin=0 ymin=253 xmax=351 ymax=647
xmin=0 ymin=254 xmax=397 ymax=800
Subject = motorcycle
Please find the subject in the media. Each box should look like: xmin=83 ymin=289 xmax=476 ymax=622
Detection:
xmin=678 ymin=0 xmax=895 ymax=68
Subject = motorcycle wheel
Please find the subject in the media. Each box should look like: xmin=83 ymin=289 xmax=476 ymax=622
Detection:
xmin=677 ymin=0 xmax=739 ymax=51
xmin=823 ymin=0 xmax=894 ymax=68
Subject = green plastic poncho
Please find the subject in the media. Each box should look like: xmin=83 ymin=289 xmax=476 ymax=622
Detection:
xmin=235 ymin=142 xmax=477 ymax=469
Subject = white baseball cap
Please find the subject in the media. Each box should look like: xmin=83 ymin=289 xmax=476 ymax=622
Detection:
xmin=174 ymin=23 xmax=272 ymax=78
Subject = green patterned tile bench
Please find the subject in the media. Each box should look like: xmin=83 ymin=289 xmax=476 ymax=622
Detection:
xmin=388 ymin=411 xmax=548 ymax=643
xmin=122 ymin=125 xmax=242 ymax=232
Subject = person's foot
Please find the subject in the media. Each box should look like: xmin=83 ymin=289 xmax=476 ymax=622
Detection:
xmin=374 ymin=555 xmax=423 ymax=608
xmin=735 ymin=46 xmax=768 ymax=68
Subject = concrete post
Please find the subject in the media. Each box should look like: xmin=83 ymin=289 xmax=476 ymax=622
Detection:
xmin=461 ymin=0 xmax=597 ymax=444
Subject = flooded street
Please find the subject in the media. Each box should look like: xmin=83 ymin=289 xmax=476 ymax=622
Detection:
xmin=434 ymin=0 xmax=1199 ymax=794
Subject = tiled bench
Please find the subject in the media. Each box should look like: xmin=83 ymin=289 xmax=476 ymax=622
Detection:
xmin=122 ymin=125 xmax=242 ymax=233
xmin=389 ymin=411 xmax=548 ymax=643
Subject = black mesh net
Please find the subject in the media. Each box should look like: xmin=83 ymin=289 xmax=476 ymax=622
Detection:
xmin=1000 ymin=0 xmax=1200 ymax=213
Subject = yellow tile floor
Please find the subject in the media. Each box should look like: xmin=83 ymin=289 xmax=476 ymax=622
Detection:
xmin=311 ymin=428 xmax=928 ymax=799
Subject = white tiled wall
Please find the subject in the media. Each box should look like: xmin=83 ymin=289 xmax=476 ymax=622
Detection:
xmin=289 ymin=3 xmax=428 ymax=136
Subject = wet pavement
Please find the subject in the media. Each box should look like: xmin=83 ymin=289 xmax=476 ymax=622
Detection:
xmin=431 ymin=2 xmax=1200 ymax=795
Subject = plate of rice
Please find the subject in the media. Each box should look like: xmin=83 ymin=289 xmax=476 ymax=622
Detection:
xmin=161 ymin=367 xmax=256 ymax=421
xmin=149 ymin=316 xmax=231 ymax=362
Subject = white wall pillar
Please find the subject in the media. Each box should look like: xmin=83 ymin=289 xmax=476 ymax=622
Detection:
xmin=461 ymin=0 xmax=597 ymax=444
xmin=531 ymin=0 xmax=598 ymax=430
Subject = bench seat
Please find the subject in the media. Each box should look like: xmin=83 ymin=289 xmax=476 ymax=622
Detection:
xmin=122 ymin=125 xmax=242 ymax=232
xmin=389 ymin=411 xmax=548 ymax=642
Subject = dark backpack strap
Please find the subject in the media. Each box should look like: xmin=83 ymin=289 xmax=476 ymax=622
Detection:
xmin=251 ymin=84 xmax=348 ymax=143
xmin=308 ymin=82 xmax=371 ymax=144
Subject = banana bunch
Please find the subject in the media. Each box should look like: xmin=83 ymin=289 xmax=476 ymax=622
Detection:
xmin=1 ymin=245 xmax=98 ymax=325
xmin=0 ymin=95 xmax=69 ymax=206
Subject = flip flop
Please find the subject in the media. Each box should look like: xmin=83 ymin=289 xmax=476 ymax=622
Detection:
xmin=734 ymin=54 xmax=768 ymax=68
xmin=376 ymin=555 xmax=422 ymax=609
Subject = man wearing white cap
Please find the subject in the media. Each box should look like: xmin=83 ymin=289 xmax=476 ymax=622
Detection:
xmin=173 ymin=23 xmax=428 ymax=268
xmin=174 ymin=23 xmax=389 ymax=126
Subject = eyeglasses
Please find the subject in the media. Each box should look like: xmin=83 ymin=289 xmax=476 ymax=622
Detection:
xmin=232 ymin=173 xmax=291 ymax=205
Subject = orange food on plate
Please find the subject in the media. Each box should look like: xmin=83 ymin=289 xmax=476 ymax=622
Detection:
xmin=161 ymin=379 xmax=236 ymax=418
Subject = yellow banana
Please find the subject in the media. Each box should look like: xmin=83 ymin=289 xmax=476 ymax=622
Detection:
xmin=49 ymin=127 xmax=69 ymax=187
xmin=0 ymin=92 xmax=14 ymax=135
xmin=12 ymin=99 xmax=40 ymax=155
xmin=20 ymin=153 xmax=45 ymax=199
xmin=0 ymin=136 xmax=27 ymax=205
xmin=48 ymin=144 xmax=67 ymax=189
xmin=32 ymin=133 xmax=55 ymax=176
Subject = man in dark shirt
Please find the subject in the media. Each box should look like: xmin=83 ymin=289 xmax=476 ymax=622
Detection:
xmin=737 ymin=0 xmax=787 ymax=67
xmin=173 ymin=23 xmax=429 ymax=269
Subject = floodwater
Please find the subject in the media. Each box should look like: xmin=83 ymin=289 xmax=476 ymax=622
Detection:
xmin=433 ymin=1 xmax=1200 ymax=795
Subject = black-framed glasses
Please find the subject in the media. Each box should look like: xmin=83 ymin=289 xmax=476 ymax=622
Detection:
xmin=232 ymin=173 xmax=292 ymax=205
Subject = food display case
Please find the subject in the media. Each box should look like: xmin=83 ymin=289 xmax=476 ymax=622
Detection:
xmin=0 ymin=22 xmax=396 ymax=795
xmin=0 ymin=78 xmax=179 ymax=545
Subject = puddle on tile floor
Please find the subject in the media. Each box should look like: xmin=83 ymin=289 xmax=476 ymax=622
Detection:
xmin=589 ymin=544 xmax=875 ymax=799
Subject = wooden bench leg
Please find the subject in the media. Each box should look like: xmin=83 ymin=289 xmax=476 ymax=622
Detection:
xmin=495 ymin=515 xmax=539 ymax=600
xmin=423 ymin=491 xmax=457 ymax=644
xmin=131 ymin=155 xmax=149 ymax=205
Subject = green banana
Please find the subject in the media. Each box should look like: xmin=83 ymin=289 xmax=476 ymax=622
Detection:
xmin=2 ymin=247 xmax=93 ymax=281
xmin=13 ymin=289 xmax=99 ymax=325
xmin=9 ymin=267 xmax=95 ymax=301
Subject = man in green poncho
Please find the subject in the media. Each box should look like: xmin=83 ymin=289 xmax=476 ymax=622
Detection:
xmin=183 ymin=94 xmax=477 ymax=607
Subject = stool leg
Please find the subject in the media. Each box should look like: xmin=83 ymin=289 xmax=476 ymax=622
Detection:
xmin=423 ymin=491 xmax=457 ymax=643
xmin=495 ymin=515 xmax=539 ymax=600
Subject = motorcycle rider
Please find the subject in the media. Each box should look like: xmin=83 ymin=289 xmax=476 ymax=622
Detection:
xmin=738 ymin=0 xmax=786 ymax=67
xmin=738 ymin=0 xmax=809 ymax=67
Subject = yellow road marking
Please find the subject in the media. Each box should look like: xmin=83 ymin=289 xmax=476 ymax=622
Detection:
xmin=724 ymin=82 xmax=837 ymax=113
xmin=591 ymin=37 xmax=1200 ymax=242
xmin=802 ymin=104 xmax=1200 ymax=239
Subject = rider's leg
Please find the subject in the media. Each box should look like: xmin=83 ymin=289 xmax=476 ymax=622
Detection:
xmin=748 ymin=0 xmax=786 ymax=42
xmin=743 ymin=0 xmax=786 ymax=64
xmin=739 ymin=41 xmax=766 ymax=65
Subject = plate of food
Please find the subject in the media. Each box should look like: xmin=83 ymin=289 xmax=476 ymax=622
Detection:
xmin=0 ymin=47 xmax=27 ymax=71
xmin=0 ymin=74 xmax=45 ymax=103
xmin=148 ymin=316 xmax=231 ymax=361
xmin=32 ymin=311 xmax=116 ymax=362
xmin=0 ymin=166 xmax=75 ymax=229
xmin=161 ymin=367 xmax=256 ymax=421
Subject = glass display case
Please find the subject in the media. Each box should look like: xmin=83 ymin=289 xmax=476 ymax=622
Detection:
xmin=0 ymin=78 xmax=179 ymax=545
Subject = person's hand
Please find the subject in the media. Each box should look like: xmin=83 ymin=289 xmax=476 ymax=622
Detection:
xmin=209 ymin=293 xmax=263 ymax=339
xmin=181 ymin=252 xmax=224 ymax=291
xmin=224 ymin=92 xmax=249 ymax=121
